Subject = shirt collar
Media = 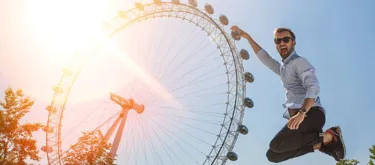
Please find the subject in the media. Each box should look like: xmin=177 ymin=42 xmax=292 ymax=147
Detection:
xmin=282 ymin=50 xmax=297 ymax=64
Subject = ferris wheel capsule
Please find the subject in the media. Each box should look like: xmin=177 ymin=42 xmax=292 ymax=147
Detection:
xmin=238 ymin=125 xmax=248 ymax=135
xmin=171 ymin=0 xmax=180 ymax=4
xmin=117 ymin=10 xmax=127 ymax=19
xmin=240 ymin=49 xmax=250 ymax=60
xmin=244 ymin=97 xmax=254 ymax=108
xmin=219 ymin=14 xmax=229 ymax=25
xmin=42 ymin=126 xmax=54 ymax=133
xmin=62 ymin=68 xmax=72 ymax=77
xmin=154 ymin=0 xmax=162 ymax=5
xmin=135 ymin=2 xmax=144 ymax=11
xmin=244 ymin=72 xmax=254 ymax=83
xmin=41 ymin=146 xmax=53 ymax=153
xmin=188 ymin=0 xmax=198 ymax=7
xmin=227 ymin=151 xmax=238 ymax=161
xmin=204 ymin=4 xmax=214 ymax=14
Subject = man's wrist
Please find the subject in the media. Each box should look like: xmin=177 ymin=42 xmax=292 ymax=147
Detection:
xmin=298 ymin=108 xmax=307 ymax=115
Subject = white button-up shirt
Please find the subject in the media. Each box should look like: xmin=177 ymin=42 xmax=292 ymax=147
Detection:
xmin=255 ymin=49 xmax=325 ymax=119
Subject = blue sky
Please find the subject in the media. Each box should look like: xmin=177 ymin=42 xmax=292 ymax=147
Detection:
xmin=1 ymin=0 xmax=375 ymax=165
xmin=226 ymin=0 xmax=375 ymax=164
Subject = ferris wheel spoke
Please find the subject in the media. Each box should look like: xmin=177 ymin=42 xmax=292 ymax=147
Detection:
xmin=120 ymin=126 xmax=144 ymax=165
xmin=151 ymin=38 xmax=177 ymax=79
xmin=148 ymin=69 xmax=225 ymax=101
xmin=164 ymin=48 xmax=220 ymax=89
xmin=170 ymin=65 xmax=225 ymax=92
xmin=177 ymin=83 xmax=227 ymax=97
xmin=146 ymin=107 xmax=224 ymax=119
xmin=97 ymin=102 xmax=113 ymax=128
xmin=160 ymin=115 xmax=217 ymax=136
xmin=119 ymin=114 xmax=162 ymax=165
xmin=127 ymin=117 xmax=140 ymax=165
xmin=169 ymin=55 xmax=222 ymax=87
xmin=118 ymin=118 xmax=138 ymax=164
xmin=151 ymin=116 xmax=220 ymax=144
xmin=151 ymin=89 xmax=227 ymax=102
xmin=144 ymin=39 xmax=153 ymax=70
xmin=61 ymin=100 xmax=112 ymax=141
xmin=167 ymin=60 xmax=224 ymax=91
xmin=147 ymin=101 xmax=226 ymax=110
xmin=152 ymin=113 xmax=224 ymax=126
xmin=150 ymin=115 xmax=215 ymax=151
xmin=178 ymin=92 xmax=227 ymax=100
xmin=148 ymin=19 xmax=188 ymax=80
xmin=147 ymin=19 xmax=172 ymax=77
xmin=157 ymin=29 xmax=203 ymax=81
xmin=145 ymin=68 xmax=227 ymax=107
xmin=149 ymin=37 xmax=165 ymax=75
xmin=153 ymin=81 xmax=227 ymax=100
xmin=150 ymin=21 xmax=192 ymax=81
xmin=140 ymin=115 xmax=179 ymax=165
xmin=140 ymin=118 xmax=166 ymax=165
xmin=147 ymin=115 xmax=202 ymax=165
xmin=129 ymin=83 xmax=143 ymax=99
xmin=94 ymin=111 xmax=121 ymax=132
xmin=134 ymin=117 xmax=143 ymax=165
xmin=137 ymin=120 xmax=151 ymax=165
xmin=151 ymin=112 xmax=222 ymax=125
xmin=136 ymin=39 xmax=142 ymax=72
xmin=136 ymin=84 xmax=149 ymax=100
xmin=137 ymin=117 xmax=159 ymax=165
xmin=124 ymin=81 xmax=142 ymax=98
xmin=159 ymin=33 xmax=210 ymax=83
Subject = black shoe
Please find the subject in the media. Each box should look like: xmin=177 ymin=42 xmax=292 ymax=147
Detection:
xmin=325 ymin=126 xmax=346 ymax=160
xmin=319 ymin=143 xmax=340 ymax=161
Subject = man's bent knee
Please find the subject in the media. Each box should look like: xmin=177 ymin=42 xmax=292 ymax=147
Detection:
xmin=269 ymin=139 xmax=287 ymax=153
xmin=266 ymin=149 xmax=285 ymax=163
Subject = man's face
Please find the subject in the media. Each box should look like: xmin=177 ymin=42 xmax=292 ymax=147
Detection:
xmin=274 ymin=31 xmax=296 ymax=59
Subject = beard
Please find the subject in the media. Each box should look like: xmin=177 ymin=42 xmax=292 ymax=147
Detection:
xmin=279 ymin=46 xmax=294 ymax=59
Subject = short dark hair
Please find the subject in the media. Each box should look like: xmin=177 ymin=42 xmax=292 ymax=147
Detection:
xmin=273 ymin=28 xmax=296 ymax=40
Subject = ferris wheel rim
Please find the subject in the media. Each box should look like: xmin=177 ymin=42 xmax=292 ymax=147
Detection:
xmin=44 ymin=2 xmax=247 ymax=165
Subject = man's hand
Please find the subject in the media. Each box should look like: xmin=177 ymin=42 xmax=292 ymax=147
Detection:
xmin=231 ymin=26 xmax=250 ymax=39
xmin=230 ymin=26 xmax=262 ymax=54
xmin=287 ymin=112 xmax=305 ymax=130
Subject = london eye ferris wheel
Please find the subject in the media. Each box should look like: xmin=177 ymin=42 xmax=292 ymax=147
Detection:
xmin=41 ymin=0 xmax=255 ymax=164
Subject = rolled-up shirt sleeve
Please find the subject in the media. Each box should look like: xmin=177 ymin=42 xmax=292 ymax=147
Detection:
xmin=256 ymin=49 xmax=281 ymax=76
xmin=295 ymin=57 xmax=320 ymax=99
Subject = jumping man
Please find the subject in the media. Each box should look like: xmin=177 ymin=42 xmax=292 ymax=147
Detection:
xmin=231 ymin=26 xmax=346 ymax=163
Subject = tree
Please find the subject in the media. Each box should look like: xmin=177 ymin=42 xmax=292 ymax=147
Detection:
xmin=0 ymin=87 xmax=43 ymax=165
xmin=63 ymin=130 xmax=115 ymax=165
xmin=369 ymin=145 xmax=375 ymax=165
xmin=336 ymin=159 xmax=360 ymax=165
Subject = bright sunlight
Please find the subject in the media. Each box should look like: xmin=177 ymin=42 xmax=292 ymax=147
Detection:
xmin=24 ymin=0 xmax=109 ymax=55
xmin=20 ymin=0 xmax=112 ymax=103
xmin=20 ymin=0 xmax=179 ymax=105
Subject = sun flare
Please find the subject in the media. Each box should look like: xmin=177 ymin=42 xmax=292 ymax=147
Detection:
xmin=18 ymin=0 xmax=115 ymax=102
xmin=24 ymin=0 xmax=110 ymax=56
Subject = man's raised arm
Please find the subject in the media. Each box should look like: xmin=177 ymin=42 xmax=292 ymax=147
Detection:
xmin=231 ymin=26 xmax=281 ymax=76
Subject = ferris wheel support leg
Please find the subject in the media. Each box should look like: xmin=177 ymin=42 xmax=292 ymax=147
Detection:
xmin=109 ymin=109 xmax=129 ymax=160
xmin=104 ymin=115 xmax=123 ymax=141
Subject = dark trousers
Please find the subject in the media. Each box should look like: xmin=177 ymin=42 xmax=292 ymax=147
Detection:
xmin=266 ymin=106 xmax=326 ymax=163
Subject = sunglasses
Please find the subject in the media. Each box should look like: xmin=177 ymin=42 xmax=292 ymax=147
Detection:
xmin=274 ymin=37 xmax=293 ymax=44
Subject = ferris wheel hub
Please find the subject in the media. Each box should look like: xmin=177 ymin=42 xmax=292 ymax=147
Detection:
xmin=110 ymin=93 xmax=145 ymax=114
